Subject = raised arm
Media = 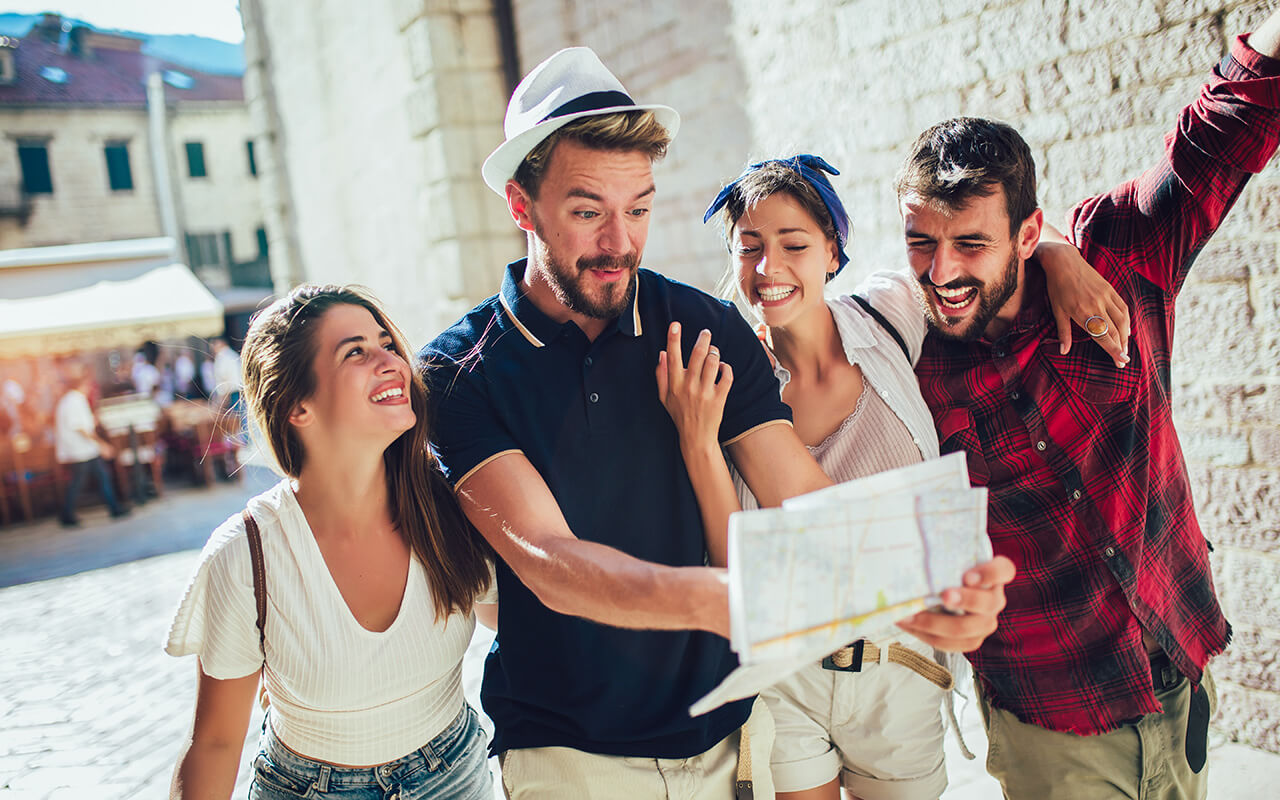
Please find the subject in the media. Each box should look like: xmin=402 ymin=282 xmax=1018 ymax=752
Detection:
xmin=656 ymin=323 xmax=740 ymax=567
xmin=454 ymin=453 xmax=731 ymax=637
xmin=1067 ymin=14 xmax=1280 ymax=296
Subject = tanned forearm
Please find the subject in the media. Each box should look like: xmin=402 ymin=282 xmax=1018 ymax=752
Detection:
xmin=457 ymin=453 xmax=731 ymax=638
xmin=533 ymin=536 xmax=730 ymax=635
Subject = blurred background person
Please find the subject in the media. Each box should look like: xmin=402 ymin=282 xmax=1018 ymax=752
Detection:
xmin=55 ymin=365 xmax=127 ymax=526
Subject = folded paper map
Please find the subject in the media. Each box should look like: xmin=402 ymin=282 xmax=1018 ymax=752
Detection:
xmin=691 ymin=452 xmax=991 ymax=716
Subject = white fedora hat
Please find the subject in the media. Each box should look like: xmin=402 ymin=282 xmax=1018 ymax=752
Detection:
xmin=481 ymin=47 xmax=681 ymax=196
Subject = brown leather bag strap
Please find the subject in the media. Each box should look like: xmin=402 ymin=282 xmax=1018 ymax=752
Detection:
xmin=241 ymin=509 xmax=267 ymax=654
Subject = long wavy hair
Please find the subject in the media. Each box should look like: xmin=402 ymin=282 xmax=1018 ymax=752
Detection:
xmin=241 ymin=284 xmax=491 ymax=618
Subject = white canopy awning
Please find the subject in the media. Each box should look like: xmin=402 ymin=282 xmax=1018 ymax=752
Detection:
xmin=0 ymin=239 xmax=225 ymax=358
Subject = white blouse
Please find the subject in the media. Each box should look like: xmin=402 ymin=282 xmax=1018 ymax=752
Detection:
xmin=165 ymin=479 xmax=494 ymax=765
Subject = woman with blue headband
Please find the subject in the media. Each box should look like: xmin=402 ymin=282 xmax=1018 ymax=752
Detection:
xmin=656 ymin=155 xmax=1123 ymax=800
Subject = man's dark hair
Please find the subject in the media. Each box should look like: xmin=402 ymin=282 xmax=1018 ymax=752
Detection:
xmin=894 ymin=117 xmax=1038 ymax=235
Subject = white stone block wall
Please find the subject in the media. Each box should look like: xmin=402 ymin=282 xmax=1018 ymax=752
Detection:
xmin=248 ymin=0 xmax=517 ymax=346
xmin=723 ymin=0 xmax=1280 ymax=752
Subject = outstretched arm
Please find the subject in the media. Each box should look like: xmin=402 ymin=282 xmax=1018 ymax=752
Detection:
xmin=455 ymin=453 xmax=732 ymax=637
xmin=656 ymin=323 xmax=740 ymax=567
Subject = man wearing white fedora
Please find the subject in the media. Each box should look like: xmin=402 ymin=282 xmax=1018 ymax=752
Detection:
xmin=422 ymin=47 xmax=1015 ymax=799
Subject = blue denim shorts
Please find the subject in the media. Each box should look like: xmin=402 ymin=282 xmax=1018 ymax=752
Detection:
xmin=250 ymin=705 xmax=492 ymax=800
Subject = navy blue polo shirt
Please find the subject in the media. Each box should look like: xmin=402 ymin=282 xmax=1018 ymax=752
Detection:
xmin=420 ymin=259 xmax=791 ymax=759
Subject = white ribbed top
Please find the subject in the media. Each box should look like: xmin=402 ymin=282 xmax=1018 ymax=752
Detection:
xmin=165 ymin=479 xmax=494 ymax=765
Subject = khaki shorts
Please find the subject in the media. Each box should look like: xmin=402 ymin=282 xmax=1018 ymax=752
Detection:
xmin=761 ymin=637 xmax=947 ymax=800
xmin=499 ymin=696 xmax=776 ymax=799
xmin=978 ymin=666 xmax=1217 ymax=800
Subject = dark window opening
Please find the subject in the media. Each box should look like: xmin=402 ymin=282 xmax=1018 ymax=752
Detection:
xmin=104 ymin=141 xmax=133 ymax=191
xmin=17 ymin=141 xmax=53 ymax=194
xmin=185 ymin=141 xmax=207 ymax=178
xmin=246 ymin=140 xmax=257 ymax=177
xmin=185 ymin=232 xmax=221 ymax=268
xmin=256 ymin=226 xmax=269 ymax=258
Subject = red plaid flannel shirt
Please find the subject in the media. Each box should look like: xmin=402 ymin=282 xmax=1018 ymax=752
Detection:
xmin=915 ymin=35 xmax=1280 ymax=735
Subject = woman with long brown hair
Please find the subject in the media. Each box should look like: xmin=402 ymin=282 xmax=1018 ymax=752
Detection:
xmin=166 ymin=285 xmax=495 ymax=799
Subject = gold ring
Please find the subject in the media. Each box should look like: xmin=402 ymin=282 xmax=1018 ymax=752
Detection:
xmin=1085 ymin=315 xmax=1109 ymax=338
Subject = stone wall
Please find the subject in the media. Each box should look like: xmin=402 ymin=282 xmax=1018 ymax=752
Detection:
xmin=0 ymin=107 xmax=160 ymax=249
xmin=245 ymin=0 xmax=517 ymax=346
xmin=0 ymin=100 xmax=265 ymax=278
xmin=721 ymin=0 xmax=1280 ymax=753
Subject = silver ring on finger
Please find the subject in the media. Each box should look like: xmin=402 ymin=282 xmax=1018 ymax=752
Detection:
xmin=1084 ymin=315 xmax=1109 ymax=338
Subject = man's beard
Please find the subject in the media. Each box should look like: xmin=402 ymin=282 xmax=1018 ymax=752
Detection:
xmin=533 ymin=224 xmax=639 ymax=320
xmin=916 ymin=248 xmax=1020 ymax=342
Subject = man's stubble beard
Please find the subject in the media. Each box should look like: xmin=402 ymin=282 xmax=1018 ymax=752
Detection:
xmin=916 ymin=247 xmax=1020 ymax=342
xmin=532 ymin=217 xmax=639 ymax=320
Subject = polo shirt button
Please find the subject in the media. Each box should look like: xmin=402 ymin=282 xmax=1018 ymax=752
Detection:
xmin=589 ymin=392 xmax=599 ymax=403
xmin=1035 ymin=440 xmax=1046 ymax=451
xmin=1071 ymin=489 xmax=1082 ymax=501
xmin=585 ymin=356 xmax=593 ymax=366
xmin=1104 ymin=546 xmax=1116 ymax=558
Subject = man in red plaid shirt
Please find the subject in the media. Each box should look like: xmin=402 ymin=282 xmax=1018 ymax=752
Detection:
xmin=891 ymin=11 xmax=1280 ymax=799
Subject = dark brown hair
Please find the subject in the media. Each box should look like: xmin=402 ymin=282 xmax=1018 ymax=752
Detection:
xmin=514 ymin=110 xmax=670 ymax=198
xmin=241 ymin=284 xmax=491 ymax=618
xmin=894 ymin=116 xmax=1038 ymax=235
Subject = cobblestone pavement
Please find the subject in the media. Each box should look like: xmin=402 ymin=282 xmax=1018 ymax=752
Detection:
xmin=2 ymin=476 xmax=1277 ymax=798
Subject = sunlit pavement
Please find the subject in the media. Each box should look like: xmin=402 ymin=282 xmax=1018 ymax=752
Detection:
xmin=1 ymin=475 xmax=1275 ymax=798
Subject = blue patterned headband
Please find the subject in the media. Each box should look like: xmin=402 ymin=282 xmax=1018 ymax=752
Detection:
xmin=703 ymin=154 xmax=851 ymax=274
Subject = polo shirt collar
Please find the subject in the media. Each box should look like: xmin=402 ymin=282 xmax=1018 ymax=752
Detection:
xmin=498 ymin=259 xmax=643 ymax=348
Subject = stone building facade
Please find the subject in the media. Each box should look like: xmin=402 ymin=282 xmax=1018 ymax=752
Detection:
xmin=242 ymin=0 xmax=1280 ymax=752
xmin=0 ymin=15 xmax=269 ymax=292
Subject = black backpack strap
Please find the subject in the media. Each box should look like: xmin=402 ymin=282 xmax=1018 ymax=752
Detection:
xmin=850 ymin=294 xmax=910 ymax=362
xmin=241 ymin=509 xmax=267 ymax=654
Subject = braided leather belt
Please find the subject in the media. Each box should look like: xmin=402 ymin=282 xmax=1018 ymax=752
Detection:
xmin=821 ymin=640 xmax=954 ymax=690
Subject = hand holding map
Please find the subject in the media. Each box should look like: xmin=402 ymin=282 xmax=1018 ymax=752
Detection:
xmin=691 ymin=452 xmax=991 ymax=716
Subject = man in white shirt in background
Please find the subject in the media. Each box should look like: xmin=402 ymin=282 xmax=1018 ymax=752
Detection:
xmin=55 ymin=366 xmax=127 ymax=526
xmin=210 ymin=337 xmax=242 ymax=405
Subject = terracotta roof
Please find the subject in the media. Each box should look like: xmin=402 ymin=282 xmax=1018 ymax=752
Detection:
xmin=0 ymin=29 xmax=242 ymax=107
